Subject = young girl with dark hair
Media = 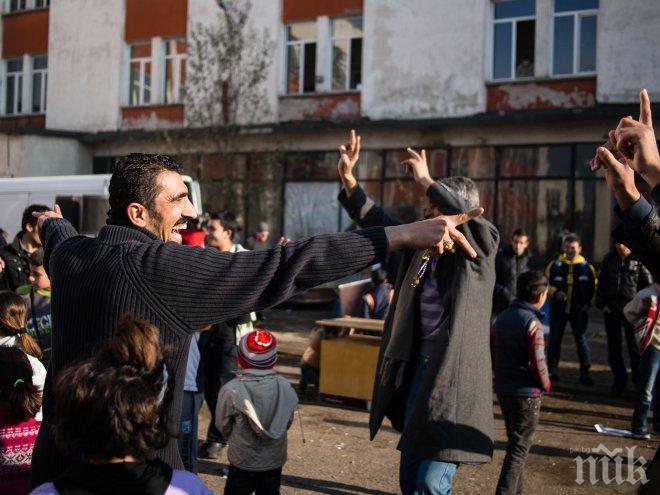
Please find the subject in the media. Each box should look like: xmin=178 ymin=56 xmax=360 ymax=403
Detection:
xmin=0 ymin=346 xmax=42 ymax=495
xmin=31 ymin=314 xmax=212 ymax=495
xmin=0 ymin=291 xmax=46 ymax=420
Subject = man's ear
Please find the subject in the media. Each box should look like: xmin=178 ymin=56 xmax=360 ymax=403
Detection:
xmin=25 ymin=223 xmax=35 ymax=234
xmin=126 ymin=203 xmax=149 ymax=228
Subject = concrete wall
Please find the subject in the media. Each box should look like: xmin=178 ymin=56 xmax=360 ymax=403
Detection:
xmin=0 ymin=135 xmax=25 ymax=177
xmin=597 ymin=0 xmax=660 ymax=103
xmin=46 ymin=0 xmax=125 ymax=131
xmin=0 ymin=134 xmax=92 ymax=177
xmin=362 ymin=0 xmax=488 ymax=120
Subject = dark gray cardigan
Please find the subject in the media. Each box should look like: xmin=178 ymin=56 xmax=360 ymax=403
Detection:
xmin=31 ymin=218 xmax=387 ymax=486
xmin=339 ymin=182 xmax=499 ymax=464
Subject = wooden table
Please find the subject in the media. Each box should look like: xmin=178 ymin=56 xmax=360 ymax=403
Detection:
xmin=316 ymin=317 xmax=384 ymax=402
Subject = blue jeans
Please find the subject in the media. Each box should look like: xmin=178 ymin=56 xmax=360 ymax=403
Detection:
xmin=400 ymin=359 xmax=458 ymax=495
xmin=632 ymin=347 xmax=660 ymax=434
xmin=178 ymin=391 xmax=204 ymax=473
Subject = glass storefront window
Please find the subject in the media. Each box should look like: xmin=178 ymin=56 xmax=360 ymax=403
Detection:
xmin=497 ymin=179 xmax=572 ymax=260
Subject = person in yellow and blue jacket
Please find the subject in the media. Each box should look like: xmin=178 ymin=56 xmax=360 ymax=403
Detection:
xmin=545 ymin=233 xmax=598 ymax=385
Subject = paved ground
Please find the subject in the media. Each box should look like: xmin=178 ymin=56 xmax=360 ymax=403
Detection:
xmin=197 ymin=307 xmax=659 ymax=494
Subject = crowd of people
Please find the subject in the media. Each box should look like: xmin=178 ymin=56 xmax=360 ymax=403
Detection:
xmin=0 ymin=89 xmax=658 ymax=495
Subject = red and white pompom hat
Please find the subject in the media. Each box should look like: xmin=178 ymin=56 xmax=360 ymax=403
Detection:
xmin=237 ymin=330 xmax=278 ymax=369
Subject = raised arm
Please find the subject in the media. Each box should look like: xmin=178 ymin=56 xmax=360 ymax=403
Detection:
xmin=337 ymin=130 xmax=401 ymax=228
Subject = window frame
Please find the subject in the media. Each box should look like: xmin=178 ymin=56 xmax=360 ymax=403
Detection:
xmin=283 ymin=22 xmax=317 ymax=95
xmin=164 ymin=38 xmax=187 ymax=104
xmin=550 ymin=2 xmax=598 ymax=77
xmin=31 ymin=54 xmax=47 ymax=114
xmin=489 ymin=1 xmax=536 ymax=82
xmin=4 ymin=58 xmax=23 ymax=115
xmin=329 ymin=16 xmax=363 ymax=93
xmin=127 ymin=42 xmax=152 ymax=107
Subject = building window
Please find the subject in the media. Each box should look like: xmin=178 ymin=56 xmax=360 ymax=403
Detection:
xmin=552 ymin=0 xmax=598 ymax=76
xmin=128 ymin=43 xmax=152 ymax=106
xmin=165 ymin=39 xmax=186 ymax=104
xmin=5 ymin=0 xmax=49 ymax=12
xmin=5 ymin=58 xmax=23 ymax=115
xmin=31 ymin=55 xmax=47 ymax=113
xmin=491 ymin=0 xmax=536 ymax=81
xmin=285 ymin=22 xmax=317 ymax=94
xmin=6 ymin=0 xmax=26 ymax=11
xmin=331 ymin=17 xmax=362 ymax=91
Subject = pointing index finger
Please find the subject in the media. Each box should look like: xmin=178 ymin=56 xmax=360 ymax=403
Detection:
xmin=640 ymin=88 xmax=653 ymax=127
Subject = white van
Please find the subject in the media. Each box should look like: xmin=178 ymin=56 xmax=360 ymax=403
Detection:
xmin=0 ymin=174 xmax=203 ymax=240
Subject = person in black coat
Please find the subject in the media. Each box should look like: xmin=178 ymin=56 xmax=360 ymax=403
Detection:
xmin=596 ymin=242 xmax=653 ymax=394
xmin=338 ymin=132 xmax=498 ymax=495
xmin=590 ymin=89 xmax=660 ymax=495
xmin=493 ymin=228 xmax=535 ymax=316
xmin=0 ymin=205 xmax=49 ymax=291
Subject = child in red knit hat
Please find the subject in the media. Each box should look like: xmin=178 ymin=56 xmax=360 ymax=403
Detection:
xmin=216 ymin=330 xmax=298 ymax=495
xmin=0 ymin=346 xmax=42 ymax=495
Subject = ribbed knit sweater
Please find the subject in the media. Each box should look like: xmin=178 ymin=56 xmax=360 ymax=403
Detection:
xmin=31 ymin=218 xmax=387 ymax=487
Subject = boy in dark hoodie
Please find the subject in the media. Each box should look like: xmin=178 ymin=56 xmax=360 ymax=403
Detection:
xmin=492 ymin=270 xmax=551 ymax=495
xmin=216 ymin=330 xmax=298 ymax=495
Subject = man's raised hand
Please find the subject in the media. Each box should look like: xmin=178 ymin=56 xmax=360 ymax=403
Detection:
xmin=338 ymin=129 xmax=361 ymax=195
xmin=613 ymin=90 xmax=660 ymax=187
xmin=402 ymin=148 xmax=434 ymax=189
xmin=32 ymin=204 xmax=63 ymax=231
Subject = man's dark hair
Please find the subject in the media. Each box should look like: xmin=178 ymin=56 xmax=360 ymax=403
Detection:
xmin=371 ymin=268 xmax=387 ymax=285
xmin=563 ymin=233 xmax=581 ymax=245
xmin=108 ymin=153 xmax=183 ymax=222
xmin=437 ymin=177 xmax=480 ymax=210
xmin=516 ymin=270 xmax=548 ymax=303
xmin=209 ymin=210 xmax=239 ymax=237
xmin=29 ymin=248 xmax=44 ymax=267
xmin=511 ymin=228 xmax=528 ymax=238
xmin=22 ymin=204 xmax=49 ymax=231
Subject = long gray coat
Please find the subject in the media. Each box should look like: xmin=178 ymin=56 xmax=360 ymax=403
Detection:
xmin=339 ymin=181 xmax=499 ymax=463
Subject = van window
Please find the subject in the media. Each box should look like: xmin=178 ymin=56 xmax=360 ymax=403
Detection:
xmin=82 ymin=196 xmax=109 ymax=234
xmin=56 ymin=196 xmax=82 ymax=232
xmin=55 ymin=195 xmax=109 ymax=235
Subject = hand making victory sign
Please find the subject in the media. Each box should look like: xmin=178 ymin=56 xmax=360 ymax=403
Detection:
xmin=592 ymin=89 xmax=660 ymax=208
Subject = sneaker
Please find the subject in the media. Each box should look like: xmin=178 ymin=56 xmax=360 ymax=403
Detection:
xmin=579 ymin=375 xmax=594 ymax=386
xmin=200 ymin=442 xmax=225 ymax=459
xmin=631 ymin=431 xmax=651 ymax=440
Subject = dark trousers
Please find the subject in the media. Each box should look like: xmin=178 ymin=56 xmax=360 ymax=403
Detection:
xmin=604 ymin=309 xmax=640 ymax=388
xmin=496 ymin=396 xmax=541 ymax=495
xmin=203 ymin=339 xmax=238 ymax=444
xmin=547 ymin=309 xmax=591 ymax=376
xmin=298 ymin=364 xmax=320 ymax=393
xmin=178 ymin=391 xmax=204 ymax=473
xmin=224 ymin=465 xmax=282 ymax=495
